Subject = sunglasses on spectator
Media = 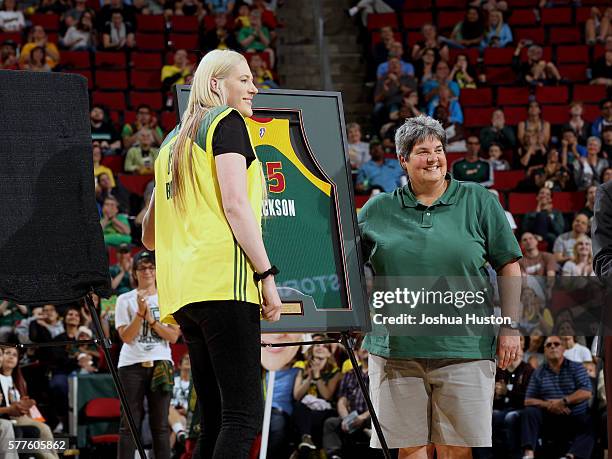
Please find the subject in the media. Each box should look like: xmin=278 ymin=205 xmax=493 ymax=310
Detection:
xmin=545 ymin=342 xmax=562 ymax=348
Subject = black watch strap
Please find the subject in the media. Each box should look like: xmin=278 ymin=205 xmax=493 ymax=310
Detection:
xmin=253 ymin=265 xmax=279 ymax=282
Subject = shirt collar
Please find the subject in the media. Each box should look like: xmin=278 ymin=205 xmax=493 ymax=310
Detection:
xmin=400 ymin=173 xmax=459 ymax=208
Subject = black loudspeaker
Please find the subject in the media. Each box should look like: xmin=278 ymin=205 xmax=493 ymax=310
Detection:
xmin=0 ymin=70 xmax=145 ymax=456
xmin=0 ymin=70 xmax=111 ymax=303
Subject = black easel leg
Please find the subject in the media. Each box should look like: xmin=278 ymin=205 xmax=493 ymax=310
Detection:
xmin=85 ymin=293 xmax=147 ymax=458
xmin=340 ymin=332 xmax=391 ymax=459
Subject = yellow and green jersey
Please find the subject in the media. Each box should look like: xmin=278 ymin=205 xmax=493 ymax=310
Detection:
xmin=155 ymin=106 xmax=263 ymax=324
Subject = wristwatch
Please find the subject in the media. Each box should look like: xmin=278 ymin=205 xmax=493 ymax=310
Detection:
xmin=253 ymin=265 xmax=279 ymax=282
xmin=562 ymin=397 xmax=569 ymax=405
xmin=500 ymin=321 xmax=520 ymax=330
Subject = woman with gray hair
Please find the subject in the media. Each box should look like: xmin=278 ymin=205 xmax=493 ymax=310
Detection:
xmin=359 ymin=115 xmax=522 ymax=458
xmin=573 ymin=136 xmax=610 ymax=190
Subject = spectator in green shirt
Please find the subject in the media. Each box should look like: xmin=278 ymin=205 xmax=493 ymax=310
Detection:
xmin=100 ymin=196 xmax=131 ymax=247
xmin=451 ymin=135 xmax=494 ymax=187
xmin=359 ymin=115 xmax=522 ymax=457
xmin=109 ymin=243 xmax=134 ymax=295
xmin=237 ymin=9 xmax=275 ymax=68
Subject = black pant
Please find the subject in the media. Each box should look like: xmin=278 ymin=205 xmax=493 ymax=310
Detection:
xmin=174 ymin=300 xmax=263 ymax=459
xmin=117 ymin=363 xmax=171 ymax=459
xmin=521 ymin=406 xmax=595 ymax=458
xmin=292 ymin=401 xmax=336 ymax=445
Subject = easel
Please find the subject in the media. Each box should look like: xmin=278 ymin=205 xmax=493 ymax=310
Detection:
xmin=260 ymin=332 xmax=391 ymax=459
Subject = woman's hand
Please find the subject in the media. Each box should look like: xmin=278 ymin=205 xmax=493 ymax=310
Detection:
xmin=260 ymin=277 xmax=282 ymax=322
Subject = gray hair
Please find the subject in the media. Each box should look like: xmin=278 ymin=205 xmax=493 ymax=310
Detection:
xmin=395 ymin=114 xmax=447 ymax=161
xmin=587 ymin=136 xmax=602 ymax=147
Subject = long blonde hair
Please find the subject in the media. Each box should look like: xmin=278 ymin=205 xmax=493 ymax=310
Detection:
xmin=171 ymin=49 xmax=247 ymax=212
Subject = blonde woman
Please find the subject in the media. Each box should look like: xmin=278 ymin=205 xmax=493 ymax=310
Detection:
xmin=562 ymin=234 xmax=595 ymax=276
xmin=141 ymin=49 xmax=282 ymax=458
xmin=480 ymin=9 xmax=512 ymax=48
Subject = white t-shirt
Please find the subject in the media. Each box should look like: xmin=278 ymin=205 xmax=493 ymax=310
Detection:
xmin=564 ymin=343 xmax=592 ymax=363
xmin=0 ymin=11 xmax=25 ymax=32
xmin=171 ymin=376 xmax=191 ymax=408
xmin=0 ymin=374 xmax=20 ymax=405
xmin=115 ymin=289 xmax=172 ymax=368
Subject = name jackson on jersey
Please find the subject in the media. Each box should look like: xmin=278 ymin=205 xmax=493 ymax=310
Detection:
xmin=262 ymin=198 xmax=296 ymax=217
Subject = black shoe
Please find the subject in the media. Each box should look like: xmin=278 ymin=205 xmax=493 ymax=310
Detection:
xmin=298 ymin=434 xmax=316 ymax=453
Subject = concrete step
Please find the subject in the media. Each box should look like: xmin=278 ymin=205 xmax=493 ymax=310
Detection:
xmin=281 ymin=66 xmax=322 ymax=77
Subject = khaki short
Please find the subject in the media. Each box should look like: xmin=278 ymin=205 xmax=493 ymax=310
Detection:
xmin=369 ymin=355 xmax=495 ymax=449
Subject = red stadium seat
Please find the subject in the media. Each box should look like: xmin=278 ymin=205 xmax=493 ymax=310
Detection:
xmin=558 ymin=64 xmax=588 ymax=82
xmin=92 ymin=91 xmax=126 ymax=110
xmin=500 ymin=106 xmax=526 ymax=126
xmin=575 ymin=7 xmax=592 ymax=23
xmin=136 ymin=14 xmax=165 ymax=32
xmin=59 ymin=51 xmax=90 ymax=69
xmin=541 ymin=7 xmax=572 ymax=25
xmin=549 ymin=27 xmax=582 ymax=44
xmin=552 ymin=192 xmax=585 ymax=213
xmin=94 ymin=52 xmax=127 ymax=68
xmin=370 ymin=31 xmax=402 ymax=45
xmin=572 ymin=84 xmax=607 ymax=103
xmin=449 ymin=47 xmax=479 ymax=66
xmin=556 ymin=45 xmax=589 ymax=64
xmin=96 ymin=70 xmax=128 ymax=89
xmin=101 ymin=155 xmax=124 ymax=174
xmin=171 ymin=343 xmax=188 ymax=368
xmin=402 ymin=11 xmax=432 ymax=30
xmin=170 ymin=15 xmax=198 ymax=32
xmin=30 ymin=13 xmax=59 ymax=31
xmin=129 ymin=91 xmax=163 ymax=111
xmin=483 ymin=48 xmax=516 ymax=66
xmin=406 ymin=31 xmax=424 ymax=46
xmin=463 ymin=107 xmax=494 ymax=128
xmin=437 ymin=11 xmax=464 ymax=31
xmin=508 ymin=9 xmax=536 ymax=26
xmin=367 ymin=13 xmax=398 ymax=30
xmin=491 ymin=170 xmax=526 ymax=191
xmin=130 ymin=70 xmax=161 ymax=90
xmin=130 ymin=51 xmax=163 ymax=69
xmin=402 ymin=0 xmax=433 ymax=10
xmin=161 ymin=111 xmax=177 ymax=131
xmin=436 ymin=0 xmax=465 ymax=8
xmin=446 ymin=152 xmax=464 ymax=166
xmin=513 ymin=27 xmax=545 ymax=44
xmin=64 ymin=69 xmax=93 ymax=89
xmin=583 ymin=104 xmax=600 ymax=122
xmin=119 ymin=174 xmax=154 ymax=196
xmin=0 ymin=32 xmax=22 ymax=45
xmin=135 ymin=33 xmax=166 ymax=51
xmin=594 ymin=43 xmax=605 ymax=60
xmin=542 ymin=104 xmax=569 ymax=124
xmin=460 ymin=88 xmax=492 ymax=107
xmin=508 ymin=193 xmax=537 ymax=214
xmin=485 ymin=67 xmax=516 ymax=85
xmin=355 ymin=194 xmax=370 ymax=209
xmin=507 ymin=0 xmax=537 ymax=6
xmin=169 ymin=33 xmax=198 ymax=50
xmin=535 ymin=85 xmax=569 ymax=104
xmin=497 ymin=87 xmax=530 ymax=106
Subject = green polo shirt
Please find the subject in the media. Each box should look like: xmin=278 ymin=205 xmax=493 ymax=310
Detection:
xmin=359 ymin=175 xmax=522 ymax=359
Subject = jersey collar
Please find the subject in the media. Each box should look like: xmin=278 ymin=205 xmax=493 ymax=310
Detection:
xmin=400 ymin=173 xmax=459 ymax=208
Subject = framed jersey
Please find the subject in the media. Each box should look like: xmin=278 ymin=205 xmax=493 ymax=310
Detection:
xmin=174 ymin=87 xmax=369 ymax=334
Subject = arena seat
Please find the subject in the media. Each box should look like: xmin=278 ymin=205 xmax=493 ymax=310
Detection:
xmin=96 ymin=70 xmax=128 ymax=90
xmin=161 ymin=112 xmax=177 ymax=131
xmin=169 ymin=33 xmax=199 ymax=51
xmin=435 ymin=0 xmax=466 ymax=8
xmin=0 ymin=32 xmax=22 ymax=45
xmin=92 ymin=91 xmax=126 ymax=111
xmin=119 ymin=174 xmax=154 ymax=196
xmin=575 ymin=7 xmax=593 ymax=23
xmin=170 ymin=15 xmax=199 ymax=32
xmin=449 ymin=47 xmax=479 ymax=65
xmin=59 ymin=51 xmax=91 ymax=69
xmin=483 ymin=48 xmax=515 ymax=66
xmin=135 ymin=33 xmax=166 ymax=51
xmin=508 ymin=9 xmax=536 ymax=26
xmin=541 ymin=105 xmax=568 ymax=125
xmin=64 ymin=69 xmax=93 ymax=89
xmin=130 ymin=70 xmax=161 ymax=90
xmin=463 ymin=107 xmax=495 ymax=128
xmin=535 ymin=86 xmax=569 ymax=104
xmin=508 ymin=193 xmax=537 ymax=214
xmin=558 ymin=64 xmax=588 ymax=82
xmin=583 ymin=104 xmax=600 ymax=122
xmin=94 ymin=52 xmax=127 ymax=69
xmin=30 ymin=13 xmax=59 ymax=31
xmin=497 ymin=87 xmax=530 ymax=106
xmin=485 ymin=67 xmax=516 ymax=85
xmin=130 ymin=52 xmax=163 ymax=69
xmin=552 ymin=191 xmax=585 ymax=213
xmin=541 ymin=7 xmax=572 ymax=25
xmin=354 ymin=194 xmax=370 ymax=209
xmin=402 ymin=11 xmax=432 ymax=30
xmin=367 ymin=13 xmax=398 ymax=31
xmin=491 ymin=170 xmax=525 ymax=191
xmin=556 ymin=45 xmax=589 ymax=64
xmin=460 ymin=88 xmax=492 ymax=107
xmin=549 ymin=27 xmax=582 ymax=44
xmin=370 ymin=30 xmax=402 ymax=45
xmin=513 ymin=27 xmax=545 ymax=44
xmin=572 ymin=84 xmax=607 ymax=103
xmin=129 ymin=91 xmax=163 ymax=110
xmin=136 ymin=14 xmax=165 ymax=32
xmin=84 ymin=398 xmax=120 ymax=448
xmin=500 ymin=106 xmax=525 ymax=125
xmin=406 ymin=31 xmax=424 ymax=46
xmin=436 ymin=10 xmax=464 ymax=31
xmin=101 ymin=155 xmax=124 ymax=174
xmin=402 ymin=0 xmax=433 ymax=10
